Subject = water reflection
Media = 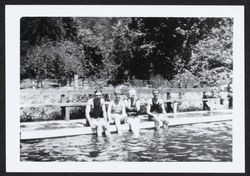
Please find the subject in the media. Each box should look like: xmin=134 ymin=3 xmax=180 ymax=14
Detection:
xmin=21 ymin=121 xmax=232 ymax=162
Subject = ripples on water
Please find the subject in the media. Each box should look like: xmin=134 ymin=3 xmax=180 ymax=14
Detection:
xmin=20 ymin=121 xmax=232 ymax=162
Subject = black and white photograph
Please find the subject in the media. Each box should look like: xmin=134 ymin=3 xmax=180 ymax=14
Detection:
xmin=5 ymin=5 xmax=244 ymax=172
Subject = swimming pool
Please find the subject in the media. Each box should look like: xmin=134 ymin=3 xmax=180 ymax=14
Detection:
xmin=20 ymin=121 xmax=232 ymax=162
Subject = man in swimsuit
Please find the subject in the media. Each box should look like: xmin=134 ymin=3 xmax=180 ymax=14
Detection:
xmin=107 ymin=89 xmax=127 ymax=134
xmin=202 ymin=92 xmax=211 ymax=111
xmin=146 ymin=89 xmax=169 ymax=130
xmin=85 ymin=89 xmax=110 ymax=136
xmin=124 ymin=89 xmax=141 ymax=135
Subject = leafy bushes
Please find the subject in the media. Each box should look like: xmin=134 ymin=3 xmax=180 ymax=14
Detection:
xmin=20 ymin=106 xmax=61 ymax=122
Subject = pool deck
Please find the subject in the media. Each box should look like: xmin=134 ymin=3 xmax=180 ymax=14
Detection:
xmin=20 ymin=109 xmax=233 ymax=140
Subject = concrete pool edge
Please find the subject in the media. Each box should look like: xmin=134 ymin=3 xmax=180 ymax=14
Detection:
xmin=20 ymin=111 xmax=233 ymax=140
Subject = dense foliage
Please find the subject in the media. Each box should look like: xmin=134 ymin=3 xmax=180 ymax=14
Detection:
xmin=20 ymin=17 xmax=233 ymax=88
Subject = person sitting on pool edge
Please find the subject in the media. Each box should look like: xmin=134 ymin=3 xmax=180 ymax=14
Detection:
xmin=107 ymin=89 xmax=127 ymax=134
xmin=124 ymin=89 xmax=141 ymax=135
xmin=85 ymin=89 xmax=110 ymax=136
xmin=146 ymin=89 xmax=169 ymax=130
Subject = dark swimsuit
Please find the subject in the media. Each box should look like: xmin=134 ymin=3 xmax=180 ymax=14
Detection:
xmin=150 ymin=99 xmax=163 ymax=113
xmin=90 ymin=98 xmax=103 ymax=119
xmin=149 ymin=99 xmax=163 ymax=120
xmin=126 ymin=98 xmax=139 ymax=116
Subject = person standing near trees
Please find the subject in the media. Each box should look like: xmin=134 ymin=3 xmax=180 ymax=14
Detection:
xmin=146 ymin=89 xmax=169 ymax=130
xmin=85 ymin=89 xmax=110 ymax=137
xmin=202 ymin=92 xmax=211 ymax=111
xmin=124 ymin=89 xmax=141 ymax=135
xmin=107 ymin=89 xmax=127 ymax=134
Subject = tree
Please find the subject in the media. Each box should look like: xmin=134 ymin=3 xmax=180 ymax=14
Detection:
xmin=189 ymin=18 xmax=233 ymax=87
xmin=20 ymin=17 xmax=233 ymax=88
xmin=20 ymin=17 xmax=79 ymax=84
xmin=123 ymin=17 xmax=225 ymax=81
xmin=21 ymin=17 xmax=77 ymax=45
xmin=76 ymin=17 xmax=118 ymax=80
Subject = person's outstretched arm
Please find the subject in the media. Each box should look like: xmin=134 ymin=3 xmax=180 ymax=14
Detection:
xmin=107 ymin=101 xmax=113 ymax=123
xmin=121 ymin=102 xmax=127 ymax=117
xmin=160 ymin=99 xmax=167 ymax=115
xmin=85 ymin=99 xmax=93 ymax=127
xmin=101 ymin=99 xmax=107 ymax=121
xmin=136 ymin=100 xmax=141 ymax=112
xmin=146 ymin=100 xmax=154 ymax=117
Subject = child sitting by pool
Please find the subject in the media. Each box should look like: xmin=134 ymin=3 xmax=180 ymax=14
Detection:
xmin=124 ymin=89 xmax=141 ymax=135
xmin=85 ymin=89 xmax=110 ymax=137
xmin=146 ymin=89 xmax=169 ymax=130
xmin=107 ymin=89 xmax=127 ymax=134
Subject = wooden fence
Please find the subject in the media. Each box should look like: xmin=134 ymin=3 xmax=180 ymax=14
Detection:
xmin=20 ymin=98 xmax=231 ymax=120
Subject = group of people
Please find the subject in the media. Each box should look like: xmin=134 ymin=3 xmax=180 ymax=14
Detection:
xmin=85 ymin=88 xmax=169 ymax=137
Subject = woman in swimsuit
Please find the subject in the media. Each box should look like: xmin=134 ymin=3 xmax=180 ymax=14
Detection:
xmin=107 ymin=89 xmax=127 ymax=134
xmin=124 ymin=89 xmax=141 ymax=135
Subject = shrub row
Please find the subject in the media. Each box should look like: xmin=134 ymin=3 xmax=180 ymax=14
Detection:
xmin=20 ymin=102 xmax=205 ymax=122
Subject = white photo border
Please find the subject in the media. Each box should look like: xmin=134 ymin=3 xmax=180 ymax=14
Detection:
xmin=6 ymin=5 xmax=245 ymax=173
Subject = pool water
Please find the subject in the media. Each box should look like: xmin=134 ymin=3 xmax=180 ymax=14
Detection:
xmin=20 ymin=121 xmax=232 ymax=162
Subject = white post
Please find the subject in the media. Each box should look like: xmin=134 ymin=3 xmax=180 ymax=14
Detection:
xmin=32 ymin=80 xmax=36 ymax=90
xmin=173 ymin=101 xmax=178 ymax=118
xmin=209 ymin=99 xmax=213 ymax=114
xmin=74 ymin=74 xmax=79 ymax=89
